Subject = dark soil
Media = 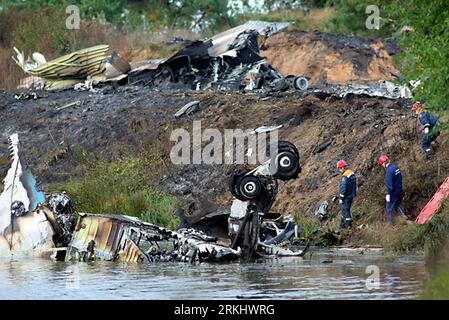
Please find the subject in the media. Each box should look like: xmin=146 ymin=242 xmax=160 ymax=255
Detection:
xmin=3 ymin=86 xmax=444 ymax=229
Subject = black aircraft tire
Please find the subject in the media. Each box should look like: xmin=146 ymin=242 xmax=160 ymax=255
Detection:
xmin=238 ymin=176 xmax=262 ymax=200
xmin=228 ymin=168 xmax=251 ymax=201
xmin=272 ymin=151 xmax=301 ymax=181
xmin=277 ymin=141 xmax=299 ymax=160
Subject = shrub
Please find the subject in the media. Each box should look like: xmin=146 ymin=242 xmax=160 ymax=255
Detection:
xmin=54 ymin=148 xmax=179 ymax=229
xmin=294 ymin=212 xmax=321 ymax=239
xmin=420 ymin=266 xmax=449 ymax=299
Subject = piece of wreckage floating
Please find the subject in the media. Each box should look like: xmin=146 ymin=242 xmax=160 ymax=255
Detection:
xmin=13 ymin=21 xmax=309 ymax=92
xmin=0 ymin=134 xmax=308 ymax=262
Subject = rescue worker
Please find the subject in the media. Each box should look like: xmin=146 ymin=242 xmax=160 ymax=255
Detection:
xmin=337 ymin=160 xmax=356 ymax=228
xmin=377 ymin=155 xmax=406 ymax=224
xmin=412 ymin=101 xmax=440 ymax=159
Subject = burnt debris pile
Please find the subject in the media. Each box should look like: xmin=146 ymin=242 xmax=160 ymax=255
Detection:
xmin=0 ymin=133 xmax=308 ymax=263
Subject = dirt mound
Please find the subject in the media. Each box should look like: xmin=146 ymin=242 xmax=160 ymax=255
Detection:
xmin=260 ymin=31 xmax=400 ymax=84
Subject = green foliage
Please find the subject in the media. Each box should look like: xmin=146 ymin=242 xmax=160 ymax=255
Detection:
xmin=234 ymin=7 xmax=335 ymax=32
xmin=386 ymin=204 xmax=449 ymax=255
xmin=261 ymin=0 xmax=328 ymax=12
xmin=137 ymin=0 xmax=231 ymax=33
xmin=327 ymin=0 xmax=449 ymax=114
xmin=263 ymin=0 xmax=302 ymax=11
xmin=294 ymin=213 xmax=321 ymax=239
xmin=8 ymin=9 xmax=71 ymax=57
xmin=387 ymin=0 xmax=449 ymax=112
xmin=325 ymin=0 xmax=393 ymax=37
xmin=420 ymin=266 xmax=449 ymax=299
xmin=3 ymin=0 xmax=233 ymax=32
xmin=55 ymin=148 xmax=179 ymax=230
xmin=3 ymin=0 xmax=126 ymax=23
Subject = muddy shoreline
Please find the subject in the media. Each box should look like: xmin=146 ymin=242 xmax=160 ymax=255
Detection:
xmin=1 ymin=88 xmax=421 ymax=221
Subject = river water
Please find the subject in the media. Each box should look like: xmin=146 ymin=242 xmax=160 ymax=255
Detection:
xmin=0 ymin=251 xmax=428 ymax=300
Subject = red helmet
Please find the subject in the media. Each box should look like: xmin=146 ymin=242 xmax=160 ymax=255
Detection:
xmin=412 ymin=101 xmax=421 ymax=111
xmin=378 ymin=154 xmax=389 ymax=166
xmin=337 ymin=160 xmax=347 ymax=169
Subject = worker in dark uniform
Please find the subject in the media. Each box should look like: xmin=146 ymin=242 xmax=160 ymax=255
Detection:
xmin=337 ymin=160 xmax=357 ymax=228
xmin=378 ymin=155 xmax=406 ymax=224
xmin=412 ymin=101 xmax=440 ymax=159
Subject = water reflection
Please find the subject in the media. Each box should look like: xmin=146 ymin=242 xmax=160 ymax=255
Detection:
xmin=0 ymin=254 xmax=427 ymax=300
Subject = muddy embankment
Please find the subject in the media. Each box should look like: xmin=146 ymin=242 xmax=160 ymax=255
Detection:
xmin=260 ymin=31 xmax=401 ymax=85
xmin=1 ymin=30 xmax=445 ymax=245
xmin=0 ymin=88 xmax=435 ymax=223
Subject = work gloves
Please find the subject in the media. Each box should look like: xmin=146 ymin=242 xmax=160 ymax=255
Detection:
xmin=424 ymin=127 xmax=430 ymax=134
xmin=386 ymin=194 xmax=391 ymax=202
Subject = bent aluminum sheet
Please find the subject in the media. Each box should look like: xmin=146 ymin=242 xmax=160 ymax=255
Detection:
xmin=67 ymin=213 xmax=172 ymax=262
xmin=209 ymin=20 xmax=290 ymax=57
xmin=13 ymin=45 xmax=109 ymax=78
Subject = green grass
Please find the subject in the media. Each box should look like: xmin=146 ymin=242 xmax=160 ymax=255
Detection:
xmin=348 ymin=202 xmax=449 ymax=256
xmin=419 ymin=205 xmax=449 ymax=258
xmin=420 ymin=267 xmax=449 ymax=299
xmin=294 ymin=213 xmax=321 ymax=239
xmin=235 ymin=7 xmax=335 ymax=32
xmin=294 ymin=212 xmax=344 ymax=246
xmin=54 ymin=147 xmax=179 ymax=230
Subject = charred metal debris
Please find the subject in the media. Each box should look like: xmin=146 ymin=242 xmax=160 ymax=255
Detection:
xmin=121 ymin=21 xmax=306 ymax=92
xmin=0 ymin=133 xmax=308 ymax=263
xmin=13 ymin=20 xmax=418 ymax=99
xmin=14 ymin=21 xmax=309 ymax=93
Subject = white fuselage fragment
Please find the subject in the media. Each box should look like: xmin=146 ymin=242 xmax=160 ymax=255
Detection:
xmin=0 ymin=134 xmax=54 ymax=253
xmin=0 ymin=207 xmax=55 ymax=252
xmin=0 ymin=134 xmax=29 ymax=234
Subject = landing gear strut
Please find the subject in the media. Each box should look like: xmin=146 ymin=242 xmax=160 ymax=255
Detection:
xmin=228 ymin=141 xmax=301 ymax=258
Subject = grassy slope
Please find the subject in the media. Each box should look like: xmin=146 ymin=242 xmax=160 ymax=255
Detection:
xmin=52 ymin=147 xmax=179 ymax=230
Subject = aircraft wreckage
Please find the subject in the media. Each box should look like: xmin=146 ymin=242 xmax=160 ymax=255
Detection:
xmin=13 ymin=21 xmax=309 ymax=93
xmin=13 ymin=20 xmax=415 ymax=99
xmin=0 ymin=134 xmax=308 ymax=262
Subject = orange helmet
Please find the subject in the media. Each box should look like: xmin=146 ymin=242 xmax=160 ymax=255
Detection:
xmin=378 ymin=154 xmax=389 ymax=166
xmin=337 ymin=160 xmax=347 ymax=169
xmin=412 ymin=101 xmax=422 ymax=111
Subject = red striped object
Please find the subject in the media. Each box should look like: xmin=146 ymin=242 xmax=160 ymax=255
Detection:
xmin=415 ymin=177 xmax=449 ymax=224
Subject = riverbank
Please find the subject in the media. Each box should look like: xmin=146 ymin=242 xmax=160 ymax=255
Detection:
xmin=1 ymin=89 xmax=448 ymax=254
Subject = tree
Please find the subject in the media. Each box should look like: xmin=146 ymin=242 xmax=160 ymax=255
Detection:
xmin=2 ymin=0 xmax=126 ymax=23
xmin=386 ymin=0 xmax=449 ymax=113
xmin=142 ymin=0 xmax=231 ymax=32
xmin=328 ymin=0 xmax=449 ymax=113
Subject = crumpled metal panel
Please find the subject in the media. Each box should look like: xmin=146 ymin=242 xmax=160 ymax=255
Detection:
xmin=209 ymin=20 xmax=290 ymax=57
xmin=67 ymin=213 xmax=172 ymax=261
xmin=69 ymin=214 xmax=121 ymax=260
xmin=13 ymin=45 xmax=109 ymax=79
xmin=118 ymin=239 xmax=148 ymax=263
xmin=313 ymin=81 xmax=413 ymax=99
